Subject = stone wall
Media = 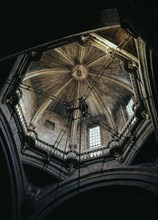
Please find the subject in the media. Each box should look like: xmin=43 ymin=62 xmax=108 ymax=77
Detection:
xmin=20 ymin=79 xmax=37 ymax=125
xmin=36 ymin=111 xmax=69 ymax=150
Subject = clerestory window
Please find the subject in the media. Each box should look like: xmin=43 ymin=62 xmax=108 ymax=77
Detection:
xmin=126 ymin=98 xmax=136 ymax=124
xmin=126 ymin=98 xmax=134 ymax=118
xmin=89 ymin=125 xmax=101 ymax=148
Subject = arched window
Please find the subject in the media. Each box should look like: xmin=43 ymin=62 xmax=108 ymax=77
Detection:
xmin=89 ymin=125 xmax=101 ymax=148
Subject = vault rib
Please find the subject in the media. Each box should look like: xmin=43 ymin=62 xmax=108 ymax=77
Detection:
xmin=30 ymin=78 xmax=73 ymax=125
xmin=89 ymin=33 xmax=138 ymax=63
xmin=54 ymin=48 xmax=75 ymax=65
xmin=85 ymin=78 xmax=115 ymax=129
xmin=87 ymin=54 xmax=108 ymax=67
xmin=78 ymin=45 xmax=85 ymax=64
xmin=69 ymin=81 xmax=81 ymax=148
xmin=24 ymin=68 xmax=70 ymax=80
xmin=89 ymin=71 xmax=133 ymax=94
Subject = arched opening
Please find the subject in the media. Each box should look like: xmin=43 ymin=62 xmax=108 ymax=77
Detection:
xmin=43 ymin=185 xmax=158 ymax=220
xmin=0 ymin=145 xmax=12 ymax=220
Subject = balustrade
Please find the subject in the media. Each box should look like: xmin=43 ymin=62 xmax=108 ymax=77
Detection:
xmin=16 ymin=103 xmax=140 ymax=162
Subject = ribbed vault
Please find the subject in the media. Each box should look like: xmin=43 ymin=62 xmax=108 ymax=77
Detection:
xmin=20 ymin=27 xmax=138 ymax=153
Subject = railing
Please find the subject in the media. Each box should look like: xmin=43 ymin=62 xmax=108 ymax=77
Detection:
xmin=16 ymin=104 xmax=139 ymax=161
xmin=80 ymin=145 xmax=109 ymax=160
